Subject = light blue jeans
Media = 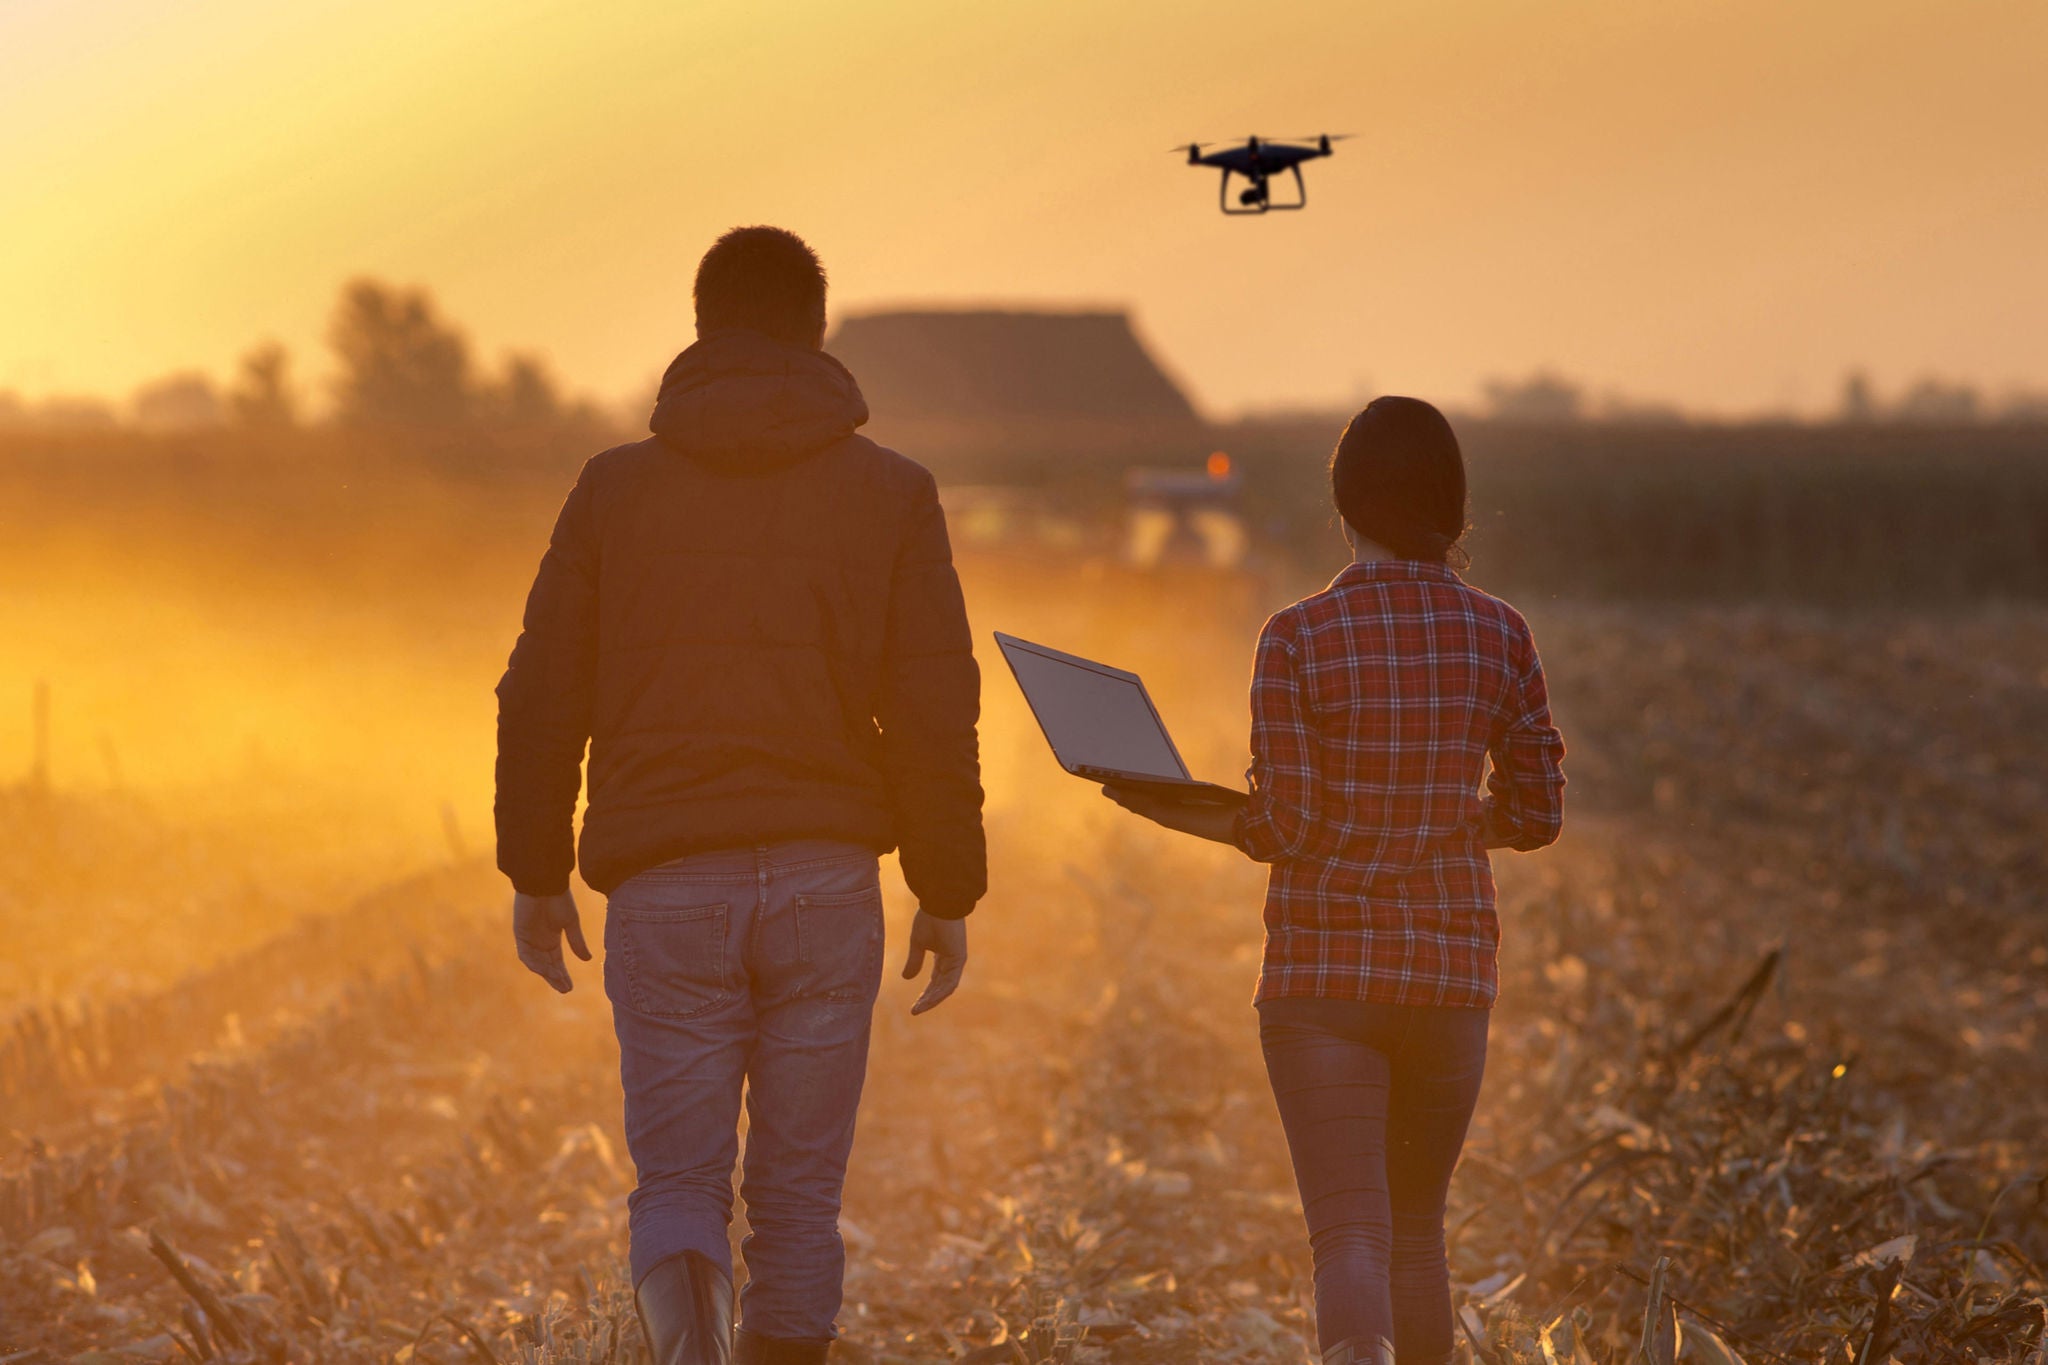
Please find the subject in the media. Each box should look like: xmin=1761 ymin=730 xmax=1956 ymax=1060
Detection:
xmin=604 ymin=840 xmax=883 ymax=1341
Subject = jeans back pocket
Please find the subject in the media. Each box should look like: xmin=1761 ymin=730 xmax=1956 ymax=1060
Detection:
xmin=793 ymin=887 xmax=884 ymax=1003
xmin=607 ymin=901 xmax=732 ymax=1019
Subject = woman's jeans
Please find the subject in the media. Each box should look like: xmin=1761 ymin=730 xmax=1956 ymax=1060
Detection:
xmin=604 ymin=841 xmax=884 ymax=1342
xmin=1258 ymin=997 xmax=1489 ymax=1363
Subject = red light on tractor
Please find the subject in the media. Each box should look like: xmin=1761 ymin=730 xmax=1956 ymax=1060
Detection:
xmin=1207 ymin=451 xmax=1232 ymax=481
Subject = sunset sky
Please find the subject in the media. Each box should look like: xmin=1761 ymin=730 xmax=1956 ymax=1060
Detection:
xmin=3 ymin=0 xmax=2044 ymax=418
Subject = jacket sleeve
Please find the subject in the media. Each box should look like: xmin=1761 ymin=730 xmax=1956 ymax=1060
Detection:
xmin=1481 ymin=621 xmax=1566 ymax=851
xmin=494 ymin=464 xmax=601 ymax=896
xmin=875 ymin=470 xmax=987 ymax=919
xmin=1233 ymin=615 xmax=1333 ymax=864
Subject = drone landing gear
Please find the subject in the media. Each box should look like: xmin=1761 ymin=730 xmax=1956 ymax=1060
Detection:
xmin=1218 ymin=164 xmax=1307 ymax=215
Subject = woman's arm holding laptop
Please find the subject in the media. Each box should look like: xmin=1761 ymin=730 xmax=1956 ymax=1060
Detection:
xmin=1100 ymin=784 xmax=1245 ymax=847
xmin=1099 ymin=617 xmax=1308 ymax=854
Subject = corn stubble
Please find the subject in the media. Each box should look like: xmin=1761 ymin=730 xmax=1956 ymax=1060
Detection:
xmin=2 ymin=588 xmax=2044 ymax=1364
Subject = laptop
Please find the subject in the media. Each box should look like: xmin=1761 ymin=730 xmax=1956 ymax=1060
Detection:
xmin=994 ymin=632 xmax=1247 ymax=807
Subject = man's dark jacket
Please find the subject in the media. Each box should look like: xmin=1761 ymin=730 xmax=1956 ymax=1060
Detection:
xmin=493 ymin=329 xmax=986 ymax=918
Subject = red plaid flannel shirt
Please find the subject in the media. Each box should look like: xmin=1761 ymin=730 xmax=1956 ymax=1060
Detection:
xmin=1233 ymin=560 xmax=1565 ymax=1008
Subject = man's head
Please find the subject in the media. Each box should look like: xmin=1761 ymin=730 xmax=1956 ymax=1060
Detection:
xmin=693 ymin=226 xmax=828 ymax=349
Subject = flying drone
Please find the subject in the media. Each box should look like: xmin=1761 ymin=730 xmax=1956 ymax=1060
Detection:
xmin=1174 ymin=134 xmax=1353 ymax=214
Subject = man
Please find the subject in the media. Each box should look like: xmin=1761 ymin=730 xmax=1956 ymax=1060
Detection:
xmin=494 ymin=226 xmax=986 ymax=1365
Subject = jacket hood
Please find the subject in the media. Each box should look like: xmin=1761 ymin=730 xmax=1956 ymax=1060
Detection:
xmin=649 ymin=329 xmax=868 ymax=471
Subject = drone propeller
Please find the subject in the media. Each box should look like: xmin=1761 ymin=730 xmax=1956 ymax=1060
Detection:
xmin=1169 ymin=141 xmax=1216 ymax=153
xmin=1287 ymin=133 xmax=1356 ymax=143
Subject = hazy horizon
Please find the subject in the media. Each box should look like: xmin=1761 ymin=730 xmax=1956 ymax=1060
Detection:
xmin=5 ymin=0 xmax=2045 ymax=420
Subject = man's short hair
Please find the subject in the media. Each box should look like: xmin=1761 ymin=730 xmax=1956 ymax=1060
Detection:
xmin=694 ymin=226 xmax=828 ymax=346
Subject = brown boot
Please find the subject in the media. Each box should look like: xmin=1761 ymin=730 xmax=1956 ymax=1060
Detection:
xmin=635 ymin=1251 xmax=734 ymax=1365
xmin=733 ymin=1327 xmax=832 ymax=1363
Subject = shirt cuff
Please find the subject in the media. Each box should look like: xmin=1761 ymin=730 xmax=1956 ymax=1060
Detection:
xmin=1229 ymin=805 xmax=1256 ymax=857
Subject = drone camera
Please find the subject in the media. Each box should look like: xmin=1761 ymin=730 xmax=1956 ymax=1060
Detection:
xmin=1180 ymin=133 xmax=1348 ymax=214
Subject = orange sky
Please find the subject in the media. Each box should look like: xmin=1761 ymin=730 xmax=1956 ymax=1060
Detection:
xmin=3 ymin=0 xmax=2044 ymax=418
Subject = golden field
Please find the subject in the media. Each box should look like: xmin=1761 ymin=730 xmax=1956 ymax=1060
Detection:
xmin=1 ymin=455 xmax=2044 ymax=1364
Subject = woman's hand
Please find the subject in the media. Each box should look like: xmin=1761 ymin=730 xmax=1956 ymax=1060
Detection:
xmin=1101 ymin=785 xmax=1244 ymax=847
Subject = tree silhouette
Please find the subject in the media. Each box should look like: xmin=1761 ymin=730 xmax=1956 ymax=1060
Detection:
xmin=1894 ymin=377 xmax=1982 ymax=424
xmin=328 ymin=280 xmax=472 ymax=426
xmin=485 ymin=351 xmax=561 ymax=425
xmin=1483 ymin=371 xmax=1585 ymax=424
xmin=131 ymin=372 xmax=223 ymax=430
xmin=229 ymin=342 xmax=298 ymax=428
xmin=1839 ymin=370 xmax=1878 ymax=423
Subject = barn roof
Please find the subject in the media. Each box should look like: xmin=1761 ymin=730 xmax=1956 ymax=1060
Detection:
xmin=827 ymin=309 xmax=1200 ymax=426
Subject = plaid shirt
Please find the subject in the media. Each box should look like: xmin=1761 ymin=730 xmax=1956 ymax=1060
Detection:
xmin=1233 ymin=560 xmax=1565 ymax=1008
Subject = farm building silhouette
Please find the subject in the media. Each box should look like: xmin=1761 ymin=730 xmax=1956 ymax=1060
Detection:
xmin=827 ymin=310 xmax=1206 ymax=468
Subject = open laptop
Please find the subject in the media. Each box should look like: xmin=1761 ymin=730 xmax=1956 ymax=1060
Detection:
xmin=994 ymin=632 xmax=1247 ymax=807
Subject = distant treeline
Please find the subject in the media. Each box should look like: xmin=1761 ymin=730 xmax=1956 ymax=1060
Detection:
xmin=0 ymin=280 xmax=624 ymax=461
xmin=4 ymin=412 xmax=2046 ymax=604
xmin=1465 ymin=368 xmax=2048 ymax=427
xmin=918 ymin=419 xmax=2048 ymax=602
xmin=1240 ymin=419 xmax=2048 ymax=602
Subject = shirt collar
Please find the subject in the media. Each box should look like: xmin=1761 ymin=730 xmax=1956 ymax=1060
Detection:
xmin=1331 ymin=559 xmax=1462 ymax=590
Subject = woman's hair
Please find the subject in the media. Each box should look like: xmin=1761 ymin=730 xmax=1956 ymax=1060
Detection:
xmin=1329 ymin=395 xmax=1470 ymax=566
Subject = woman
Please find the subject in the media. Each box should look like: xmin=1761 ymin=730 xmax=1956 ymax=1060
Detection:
xmin=1104 ymin=396 xmax=1566 ymax=1365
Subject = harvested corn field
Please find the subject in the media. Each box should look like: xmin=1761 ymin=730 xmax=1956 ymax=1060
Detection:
xmin=3 ymin=548 xmax=2043 ymax=1364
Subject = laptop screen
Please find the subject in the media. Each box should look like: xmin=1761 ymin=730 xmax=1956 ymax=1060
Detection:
xmin=998 ymin=636 xmax=1190 ymax=780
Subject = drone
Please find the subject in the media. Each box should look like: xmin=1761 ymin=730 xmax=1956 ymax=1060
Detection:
xmin=1174 ymin=134 xmax=1353 ymax=214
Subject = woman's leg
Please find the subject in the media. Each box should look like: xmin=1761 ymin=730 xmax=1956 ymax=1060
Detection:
xmin=1258 ymin=998 xmax=1409 ymax=1359
xmin=1383 ymin=1007 xmax=1489 ymax=1365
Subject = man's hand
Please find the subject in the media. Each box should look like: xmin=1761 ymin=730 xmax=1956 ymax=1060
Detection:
xmin=901 ymin=910 xmax=968 ymax=1016
xmin=513 ymin=890 xmax=591 ymax=994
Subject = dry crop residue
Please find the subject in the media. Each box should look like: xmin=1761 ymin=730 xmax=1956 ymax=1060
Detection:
xmin=3 ymin=591 xmax=2043 ymax=1364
